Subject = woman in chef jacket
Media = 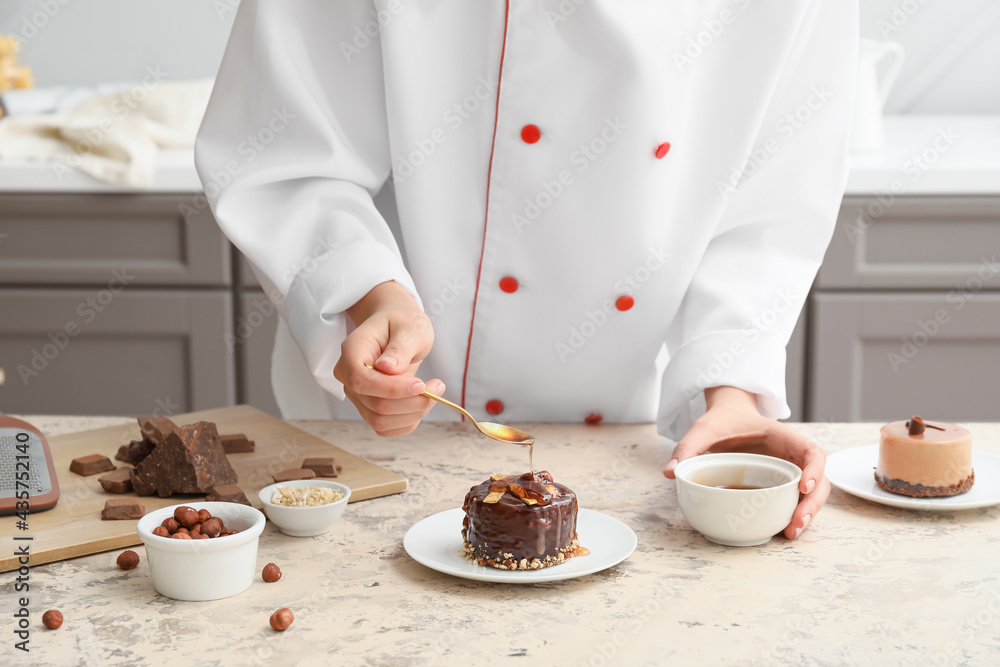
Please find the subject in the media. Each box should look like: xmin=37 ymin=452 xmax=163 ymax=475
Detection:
xmin=195 ymin=0 xmax=858 ymax=539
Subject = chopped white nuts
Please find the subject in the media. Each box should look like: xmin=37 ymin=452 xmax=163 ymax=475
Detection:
xmin=271 ymin=486 xmax=344 ymax=507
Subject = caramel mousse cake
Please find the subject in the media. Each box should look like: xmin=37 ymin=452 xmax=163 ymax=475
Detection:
xmin=461 ymin=471 xmax=586 ymax=570
xmin=876 ymin=416 xmax=974 ymax=498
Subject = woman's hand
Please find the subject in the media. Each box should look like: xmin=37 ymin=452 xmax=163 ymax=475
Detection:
xmin=333 ymin=281 xmax=443 ymax=437
xmin=662 ymin=386 xmax=829 ymax=540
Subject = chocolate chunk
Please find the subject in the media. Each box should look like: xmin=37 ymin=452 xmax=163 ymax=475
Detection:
xmin=272 ymin=468 xmax=316 ymax=484
xmin=114 ymin=444 xmax=131 ymax=463
xmin=129 ymin=469 xmax=156 ymax=496
xmin=137 ymin=416 xmax=179 ymax=446
xmin=98 ymin=468 xmax=133 ymax=494
xmin=206 ymin=484 xmax=251 ymax=506
xmin=70 ymin=454 xmax=116 ymax=476
xmin=220 ymin=433 xmax=255 ymax=453
xmin=130 ymin=421 xmax=238 ymax=498
xmin=101 ymin=498 xmax=145 ymax=520
xmin=301 ymin=457 xmax=342 ymax=478
xmin=127 ymin=439 xmax=156 ymax=466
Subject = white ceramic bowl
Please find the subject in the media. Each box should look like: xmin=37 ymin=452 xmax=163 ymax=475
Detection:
xmin=674 ymin=453 xmax=802 ymax=547
xmin=257 ymin=479 xmax=351 ymax=537
xmin=136 ymin=501 xmax=266 ymax=601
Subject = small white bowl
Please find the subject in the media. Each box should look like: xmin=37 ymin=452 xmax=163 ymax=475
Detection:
xmin=257 ymin=479 xmax=351 ymax=537
xmin=136 ymin=501 xmax=266 ymax=601
xmin=674 ymin=453 xmax=802 ymax=547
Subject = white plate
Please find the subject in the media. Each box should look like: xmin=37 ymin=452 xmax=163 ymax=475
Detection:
xmin=827 ymin=445 xmax=1000 ymax=511
xmin=403 ymin=508 xmax=637 ymax=583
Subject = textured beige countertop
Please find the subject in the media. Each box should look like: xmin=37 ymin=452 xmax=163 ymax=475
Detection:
xmin=8 ymin=416 xmax=999 ymax=666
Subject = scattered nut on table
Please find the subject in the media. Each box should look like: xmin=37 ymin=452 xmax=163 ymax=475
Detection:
xmin=270 ymin=608 xmax=294 ymax=631
xmin=262 ymin=563 xmax=282 ymax=583
xmin=116 ymin=550 xmax=140 ymax=571
xmin=42 ymin=610 xmax=63 ymax=629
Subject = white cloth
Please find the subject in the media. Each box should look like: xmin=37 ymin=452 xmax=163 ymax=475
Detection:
xmin=195 ymin=0 xmax=858 ymax=440
xmin=0 ymin=78 xmax=212 ymax=187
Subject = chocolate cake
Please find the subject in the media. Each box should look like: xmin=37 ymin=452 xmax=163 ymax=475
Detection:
xmin=129 ymin=421 xmax=238 ymax=497
xmin=461 ymin=471 xmax=585 ymax=570
xmin=875 ymin=416 xmax=974 ymax=498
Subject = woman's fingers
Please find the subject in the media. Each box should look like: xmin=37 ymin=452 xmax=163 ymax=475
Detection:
xmin=354 ymin=381 xmax=445 ymax=416
xmin=784 ymin=475 xmax=831 ymax=540
xmin=663 ymin=420 xmax=721 ymax=478
xmin=766 ymin=422 xmax=826 ymax=495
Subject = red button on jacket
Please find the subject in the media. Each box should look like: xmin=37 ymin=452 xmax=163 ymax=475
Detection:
xmin=616 ymin=295 xmax=635 ymax=312
xmin=485 ymin=400 xmax=504 ymax=415
xmin=585 ymin=413 xmax=603 ymax=425
xmin=499 ymin=276 xmax=519 ymax=293
xmin=655 ymin=142 xmax=671 ymax=159
xmin=521 ymin=124 xmax=542 ymax=144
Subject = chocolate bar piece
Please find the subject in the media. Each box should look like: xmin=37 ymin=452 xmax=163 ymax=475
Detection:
xmin=70 ymin=454 xmax=115 ymax=476
xmin=220 ymin=433 xmax=255 ymax=453
xmin=206 ymin=484 xmax=251 ymax=506
xmin=98 ymin=468 xmax=133 ymax=494
xmin=114 ymin=444 xmax=131 ymax=463
xmin=301 ymin=457 xmax=342 ymax=478
xmin=101 ymin=498 xmax=145 ymax=520
xmin=127 ymin=439 xmax=156 ymax=466
xmin=130 ymin=421 xmax=238 ymax=498
xmin=272 ymin=468 xmax=316 ymax=483
xmin=137 ymin=416 xmax=179 ymax=446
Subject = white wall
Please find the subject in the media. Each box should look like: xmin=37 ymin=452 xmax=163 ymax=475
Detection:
xmin=1 ymin=0 xmax=998 ymax=113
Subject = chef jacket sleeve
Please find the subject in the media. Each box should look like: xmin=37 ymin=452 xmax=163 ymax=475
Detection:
xmin=194 ymin=0 xmax=420 ymax=400
xmin=658 ymin=0 xmax=857 ymax=440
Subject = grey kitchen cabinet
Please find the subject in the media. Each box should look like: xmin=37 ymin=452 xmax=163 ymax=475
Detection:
xmin=784 ymin=303 xmax=807 ymax=422
xmin=238 ymin=291 xmax=281 ymax=416
xmin=0 ymin=194 xmax=230 ymax=287
xmin=808 ymin=195 xmax=1000 ymax=421
xmin=0 ymin=289 xmax=234 ymax=416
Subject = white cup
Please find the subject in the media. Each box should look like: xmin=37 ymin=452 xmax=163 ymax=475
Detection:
xmin=674 ymin=453 xmax=802 ymax=547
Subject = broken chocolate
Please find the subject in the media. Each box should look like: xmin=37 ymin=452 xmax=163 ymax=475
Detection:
xmin=98 ymin=468 xmax=133 ymax=494
xmin=127 ymin=438 xmax=156 ymax=466
xmin=220 ymin=433 xmax=255 ymax=453
xmin=137 ymin=416 xmax=179 ymax=446
xmin=70 ymin=454 xmax=116 ymax=477
xmin=114 ymin=444 xmax=131 ymax=463
xmin=129 ymin=421 xmax=238 ymax=498
xmin=101 ymin=498 xmax=145 ymax=520
xmin=301 ymin=457 xmax=342 ymax=478
xmin=271 ymin=468 xmax=316 ymax=484
xmin=206 ymin=484 xmax=252 ymax=506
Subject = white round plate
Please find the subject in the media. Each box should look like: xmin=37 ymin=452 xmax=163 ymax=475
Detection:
xmin=827 ymin=445 xmax=1000 ymax=511
xmin=403 ymin=508 xmax=637 ymax=583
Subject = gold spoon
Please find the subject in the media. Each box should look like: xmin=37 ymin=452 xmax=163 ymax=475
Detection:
xmin=364 ymin=364 xmax=534 ymax=446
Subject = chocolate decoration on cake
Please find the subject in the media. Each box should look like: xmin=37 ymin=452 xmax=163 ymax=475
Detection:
xmin=905 ymin=416 xmax=945 ymax=436
xmin=461 ymin=471 xmax=586 ymax=570
xmin=129 ymin=421 xmax=238 ymax=498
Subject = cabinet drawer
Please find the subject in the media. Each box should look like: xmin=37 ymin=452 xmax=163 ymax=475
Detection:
xmin=784 ymin=303 xmax=807 ymax=422
xmin=818 ymin=197 xmax=1000 ymax=289
xmin=0 ymin=194 xmax=230 ymax=286
xmin=0 ymin=289 xmax=234 ymax=415
xmin=238 ymin=291 xmax=281 ymax=416
xmin=809 ymin=293 xmax=1000 ymax=421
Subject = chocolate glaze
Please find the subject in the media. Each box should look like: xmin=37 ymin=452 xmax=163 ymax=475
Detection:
xmin=462 ymin=471 xmax=578 ymax=561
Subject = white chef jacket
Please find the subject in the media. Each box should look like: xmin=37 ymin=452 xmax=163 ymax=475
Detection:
xmin=195 ymin=0 xmax=858 ymax=441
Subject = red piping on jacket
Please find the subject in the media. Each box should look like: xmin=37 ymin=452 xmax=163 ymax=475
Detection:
xmin=461 ymin=0 xmax=511 ymax=413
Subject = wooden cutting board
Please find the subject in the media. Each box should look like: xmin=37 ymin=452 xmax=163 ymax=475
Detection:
xmin=0 ymin=405 xmax=406 ymax=572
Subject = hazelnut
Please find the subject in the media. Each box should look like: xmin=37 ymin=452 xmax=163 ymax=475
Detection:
xmin=116 ymin=550 xmax=140 ymax=571
xmin=176 ymin=507 xmax=200 ymax=529
xmin=201 ymin=517 xmax=223 ymax=538
xmin=194 ymin=532 xmax=209 ymax=539
xmin=171 ymin=532 xmax=192 ymax=540
xmin=262 ymin=563 xmax=281 ymax=583
xmin=173 ymin=506 xmax=193 ymax=521
xmin=152 ymin=526 xmax=170 ymax=538
xmin=269 ymin=608 xmax=294 ymax=631
xmin=161 ymin=517 xmax=179 ymax=533
xmin=190 ymin=524 xmax=202 ymax=536
xmin=197 ymin=509 xmax=212 ymax=523
xmin=174 ymin=527 xmax=189 ymax=535
xmin=42 ymin=610 xmax=63 ymax=630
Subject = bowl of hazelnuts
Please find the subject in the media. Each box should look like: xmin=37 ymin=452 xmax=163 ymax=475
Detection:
xmin=136 ymin=501 xmax=266 ymax=601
